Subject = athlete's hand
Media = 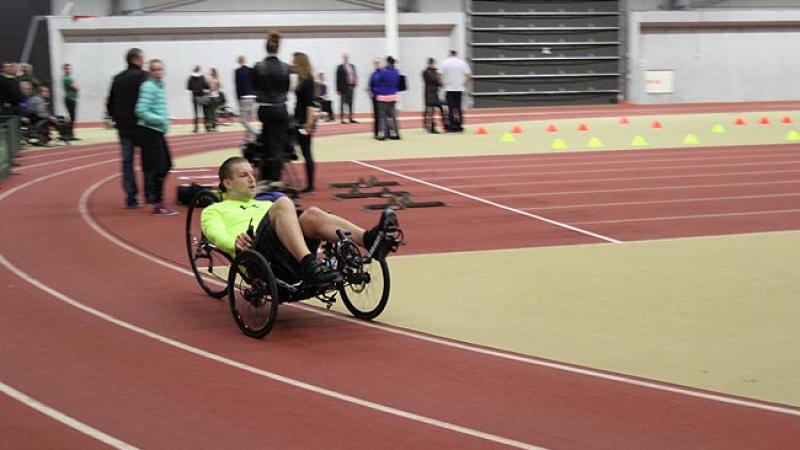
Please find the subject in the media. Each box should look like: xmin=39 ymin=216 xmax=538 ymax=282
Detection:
xmin=235 ymin=232 xmax=254 ymax=252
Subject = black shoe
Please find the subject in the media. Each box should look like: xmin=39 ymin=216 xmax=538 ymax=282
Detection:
xmin=389 ymin=135 xmax=401 ymax=140
xmin=349 ymin=119 xmax=359 ymax=124
xmin=376 ymin=136 xmax=385 ymax=141
xmin=302 ymin=258 xmax=343 ymax=286
xmin=301 ymin=186 xmax=315 ymax=193
xmin=365 ymin=208 xmax=402 ymax=260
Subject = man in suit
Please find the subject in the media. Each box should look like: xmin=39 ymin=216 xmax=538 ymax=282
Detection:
xmin=335 ymin=54 xmax=358 ymax=124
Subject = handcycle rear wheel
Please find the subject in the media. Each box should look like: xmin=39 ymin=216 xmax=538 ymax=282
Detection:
xmin=339 ymin=257 xmax=390 ymax=320
xmin=186 ymin=189 xmax=230 ymax=299
xmin=228 ymin=250 xmax=280 ymax=338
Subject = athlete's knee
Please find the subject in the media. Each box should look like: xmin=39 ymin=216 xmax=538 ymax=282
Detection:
xmin=298 ymin=206 xmax=326 ymax=226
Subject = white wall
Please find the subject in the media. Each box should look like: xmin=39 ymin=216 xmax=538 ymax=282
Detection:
xmin=48 ymin=12 xmax=464 ymax=121
xmin=627 ymin=10 xmax=800 ymax=103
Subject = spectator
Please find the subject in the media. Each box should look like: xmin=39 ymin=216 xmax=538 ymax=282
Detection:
xmin=292 ymin=52 xmax=318 ymax=193
xmin=335 ymin=53 xmax=358 ymax=124
xmin=26 ymin=85 xmax=67 ymax=145
xmin=314 ymin=72 xmax=334 ymax=122
xmin=367 ymin=58 xmax=382 ymax=139
xmin=235 ymin=56 xmax=258 ymax=142
xmin=0 ymin=61 xmax=22 ymax=115
xmin=205 ymin=67 xmax=222 ymax=131
xmin=422 ymin=57 xmax=447 ymax=134
xmin=372 ymin=56 xmax=401 ymax=141
xmin=18 ymin=81 xmax=33 ymax=114
xmin=62 ymin=63 xmax=79 ymax=140
xmin=440 ymin=50 xmax=471 ymax=132
xmin=108 ymin=48 xmax=149 ymax=209
xmin=136 ymin=59 xmax=176 ymax=215
xmin=18 ymin=63 xmax=42 ymax=89
xmin=186 ymin=65 xmax=208 ymax=133
xmin=253 ymin=30 xmax=291 ymax=181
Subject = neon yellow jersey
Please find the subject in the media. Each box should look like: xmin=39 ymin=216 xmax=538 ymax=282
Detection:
xmin=200 ymin=198 xmax=273 ymax=256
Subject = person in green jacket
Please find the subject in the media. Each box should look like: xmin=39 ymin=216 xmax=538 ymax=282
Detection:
xmin=201 ymin=156 xmax=402 ymax=286
xmin=62 ymin=63 xmax=79 ymax=139
xmin=135 ymin=59 xmax=175 ymax=215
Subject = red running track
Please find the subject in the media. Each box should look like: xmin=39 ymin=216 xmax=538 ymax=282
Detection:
xmin=2 ymin=120 xmax=800 ymax=448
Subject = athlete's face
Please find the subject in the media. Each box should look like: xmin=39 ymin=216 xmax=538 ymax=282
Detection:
xmin=223 ymin=161 xmax=257 ymax=200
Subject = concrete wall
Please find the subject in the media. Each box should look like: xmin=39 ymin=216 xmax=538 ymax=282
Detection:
xmin=47 ymin=12 xmax=464 ymax=121
xmin=627 ymin=10 xmax=800 ymax=103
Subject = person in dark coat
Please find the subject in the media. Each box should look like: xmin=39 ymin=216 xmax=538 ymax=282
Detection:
xmin=186 ymin=65 xmax=208 ymax=132
xmin=422 ymin=57 xmax=447 ymax=133
xmin=107 ymin=48 xmax=148 ymax=208
xmin=253 ymin=31 xmax=291 ymax=181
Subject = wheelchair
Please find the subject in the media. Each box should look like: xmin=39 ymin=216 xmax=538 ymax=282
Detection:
xmin=185 ymin=189 xmax=393 ymax=338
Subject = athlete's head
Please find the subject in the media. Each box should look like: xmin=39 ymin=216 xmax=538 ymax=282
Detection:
xmin=218 ymin=156 xmax=256 ymax=200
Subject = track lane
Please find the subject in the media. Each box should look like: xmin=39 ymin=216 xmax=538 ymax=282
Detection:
xmin=4 ymin=111 xmax=800 ymax=448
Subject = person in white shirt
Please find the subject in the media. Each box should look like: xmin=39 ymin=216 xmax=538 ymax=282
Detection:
xmin=439 ymin=50 xmax=471 ymax=132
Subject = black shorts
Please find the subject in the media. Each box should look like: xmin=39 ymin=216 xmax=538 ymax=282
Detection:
xmin=252 ymin=212 xmax=319 ymax=283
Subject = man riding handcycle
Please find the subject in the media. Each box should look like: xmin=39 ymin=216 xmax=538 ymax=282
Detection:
xmin=187 ymin=156 xmax=402 ymax=338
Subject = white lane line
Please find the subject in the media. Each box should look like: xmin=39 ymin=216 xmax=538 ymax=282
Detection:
xmin=0 ymin=255 xmax=544 ymax=450
xmin=572 ymin=209 xmax=800 ymax=225
xmin=177 ymin=175 xmax=217 ymax=180
xmin=0 ymin=381 xmax=139 ymax=450
xmin=521 ymin=193 xmax=800 ymax=211
xmin=351 ymin=160 xmax=622 ymax=244
xmin=16 ymin=148 xmax=121 ymax=171
xmin=448 ymin=169 xmax=799 ymax=189
xmin=378 ymin=146 xmax=800 ymax=169
xmin=483 ymin=180 xmax=800 ymax=199
xmin=384 ymin=154 xmax=800 ymax=175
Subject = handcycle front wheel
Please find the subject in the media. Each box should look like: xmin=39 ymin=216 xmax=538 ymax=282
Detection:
xmin=228 ymin=250 xmax=280 ymax=339
xmin=339 ymin=256 xmax=390 ymax=320
xmin=186 ymin=189 xmax=230 ymax=299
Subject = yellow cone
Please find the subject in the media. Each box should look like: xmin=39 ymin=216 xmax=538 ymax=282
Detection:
xmin=500 ymin=132 xmax=516 ymax=143
xmin=786 ymin=130 xmax=800 ymax=141
xmin=683 ymin=133 xmax=700 ymax=145
xmin=587 ymin=137 xmax=604 ymax=148
xmin=631 ymin=136 xmax=648 ymax=146
xmin=711 ymin=124 xmax=726 ymax=133
xmin=551 ymin=138 xmax=568 ymax=150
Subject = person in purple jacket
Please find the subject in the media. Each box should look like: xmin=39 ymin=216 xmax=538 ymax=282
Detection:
xmin=371 ymin=56 xmax=401 ymax=140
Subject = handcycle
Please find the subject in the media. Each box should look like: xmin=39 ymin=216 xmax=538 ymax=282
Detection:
xmin=185 ymin=188 xmax=395 ymax=338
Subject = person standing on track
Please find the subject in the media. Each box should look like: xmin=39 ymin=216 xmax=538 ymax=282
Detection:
xmin=440 ymin=50 xmax=471 ymax=132
xmin=292 ymin=52 xmax=318 ymax=194
xmin=135 ymin=59 xmax=176 ymax=216
xmin=253 ymin=31 xmax=291 ymax=182
xmin=61 ymin=63 xmax=80 ymax=140
xmin=235 ymin=56 xmax=258 ymax=143
xmin=107 ymin=48 xmax=148 ymax=209
xmin=335 ymin=53 xmax=358 ymax=124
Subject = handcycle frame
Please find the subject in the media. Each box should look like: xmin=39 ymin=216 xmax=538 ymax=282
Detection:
xmin=185 ymin=189 xmax=391 ymax=338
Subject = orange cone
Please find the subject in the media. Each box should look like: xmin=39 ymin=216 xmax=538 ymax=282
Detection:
xmin=511 ymin=125 xmax=523 ymax=134
xmin=577 ymin=123 xmax=589 ymax=131
xmin=475 ymin=127 xmax=488 ymax=135
xmin=735 ymin=117 xmax=746 ymax=125
xmin=619 ymin=117 xmax=630 ymax=124
xmin=781 ymin=116 xmax=793 ymax=124
xmin=651 ymin=120 xmax=663 ymax=129
xmin=546 ymin=124 xmax=558 ymax=132
xmin=759 ymin=117 xmax=770 ymax=125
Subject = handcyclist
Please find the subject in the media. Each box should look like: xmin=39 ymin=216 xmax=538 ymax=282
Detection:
xmin=201 ymin=156 xmax=402 ymax=287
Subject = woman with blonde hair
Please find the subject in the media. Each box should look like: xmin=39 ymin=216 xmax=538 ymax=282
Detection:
xmin=292 ymin=52 xmax=317 ymax=193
